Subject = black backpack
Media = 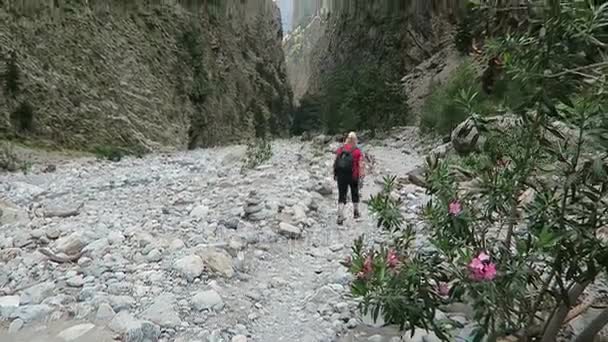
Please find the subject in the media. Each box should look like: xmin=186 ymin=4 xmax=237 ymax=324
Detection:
xmin=335 ymin=147 xmax=356 ymax=175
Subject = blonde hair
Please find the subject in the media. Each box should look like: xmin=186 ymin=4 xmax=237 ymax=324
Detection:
xmin=345 ymin=131 xmax=357 ymax=145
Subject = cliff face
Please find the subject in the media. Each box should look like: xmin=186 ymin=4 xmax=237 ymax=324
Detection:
xmin=0 ymin=0 xmax=292 ymax=151
xmin=283 ymin=16 xmax=326 ymax=105
xmin=290 ymin=0 xmax=461 ymax=102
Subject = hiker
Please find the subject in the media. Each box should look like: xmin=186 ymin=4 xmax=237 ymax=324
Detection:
xmin=333 ymin=131 xmax=365 ymax=225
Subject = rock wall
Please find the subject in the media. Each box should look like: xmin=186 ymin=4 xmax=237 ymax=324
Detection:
xmin=298 ymin=0 xmax=462 ymax=101
xmin=0 ymin=0 xmax=292 ymax=151
xmin=283 ymin=15 xmax=327 ymax=105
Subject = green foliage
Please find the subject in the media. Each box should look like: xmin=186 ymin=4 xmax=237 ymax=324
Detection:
xmin=4 ymin=53 xmax=20 ymax=96
xmin=291 ymin=95 xmax=323 ymax=136
xmin=347 ymin=2 xmax=608 ymax=341
xmin=0 ymin=142 xmax=29 ymax=173
xmin=241 ymin=139 xmax=273 ymax=171
xmin=292 ymin=64 xmax=409 ymax=135
xmin=254 ymin=111 xmax=267 ymax=139
xmin=454 ymin=2 xmax=483 ymax=54
xmin=350 ymin=180 xmax=452 ymax=339
xmin=420 ymin=62 xmax=483 ymax=134
xmin=93 ymin=146 xmax=126 ymax=162
xmin=419 ymin=60 xmax=528 ymax=135
xmin=179 ymin=22 xmax=210 ymax=105
xmin=10 ymin=101 xmax=34 ymax=133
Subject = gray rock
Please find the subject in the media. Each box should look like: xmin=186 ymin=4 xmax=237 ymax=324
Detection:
xmin=196 ymin=247 xmax=235 ymax=278
xmin=110 ymin=311 xmax=161 ymax=342
xmin=278 ymin=222 xmax=302 ymax=239
xmin=107 ymin=231 xmax=125 ymax=245
xmin=231 ymin=335 xmax=247 ymax=342
xmin=368 ymin=335 xmax=383 ymax=342
xmin=141 ymin=293 xmax=182 ymax=328
xmin=9 ymin=304 xmax=53 ymax=322
xmin=190 ymin=205 xmax=210 ymax=219
xmin=106 ymin=295 xmax=136 ymax=312
xmin=66 ymin=275 xmax=85 ymax=288
xmin=55 ymin=232 xmax=89 ymax=255
xmin=440 ymin=302 xmax=474 ymax=319
xmin=12 ymin=231 xmax=31 ymax=248
xmin=95 ymin=302 xmax=116 ymax=321
xmin=173 ymin=255 xmax=205 ymax=281
xmin=46 ymin=227 xmax=61 ymax=239
xmin=57 ymin=323 xmax=96 ymax=341
xmin=451 ymin=118 xmax=480 ymax=154
xmin=192 ymin=290 xmax=224 ymax=311
xmin=8 ymin=318 xmax=24 ymax=333
xmin=145 ymin=249 xmax=163 ymax=263
xmin=41 ymin=294 xmax=76 ymax=306
xmin=169 ymin=239 xmax=186 ymax=250
xmin=0 ymin=295 xmax=20 ymax=308
xmin=407 ymin=167 xmax=426 ymax=188
xmin=20 ymin=281 xmax=56 ymax=305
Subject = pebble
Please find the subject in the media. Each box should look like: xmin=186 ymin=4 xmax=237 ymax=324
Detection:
xmin=192 ymin=290 xmax=224 ymax=311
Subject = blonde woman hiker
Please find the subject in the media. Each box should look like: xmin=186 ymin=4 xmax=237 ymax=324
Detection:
xmin=333 ymin=131 xmax=365 ymax=225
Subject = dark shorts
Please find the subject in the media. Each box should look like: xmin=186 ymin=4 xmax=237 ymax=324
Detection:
xmin=337 ymin=175 xmax=359 ymax=204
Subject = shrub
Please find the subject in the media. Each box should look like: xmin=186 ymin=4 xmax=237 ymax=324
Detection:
xmin=419 ymin=59 xmax=529 ymax=135
xmin=10 ymin=101 xmax=34 ymax=133
xmin=93 ymin=146 xmax=125 ymax=162
xmin=0 ymin=142 xmax=28 ymax=173
xmin=348 ymin=2 xmax=608 ymax=341
xmin=292 ymin=64 xmax=409 ymax=135
xmin=420 ymin=61 xmax=484 ymax=135
xmin=241 ymin=139 xmax=272 ymax=171
xmin=454 ymin=2 xmax=483 ymax=54
xmin=4 ymin=52 xmax=20 ymax=96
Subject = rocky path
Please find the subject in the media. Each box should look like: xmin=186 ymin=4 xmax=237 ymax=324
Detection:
xmin=0 ymin=131 xmax=431 ymax=342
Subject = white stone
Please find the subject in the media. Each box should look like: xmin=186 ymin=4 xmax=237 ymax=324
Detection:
xmin=0 ymin=295 xmax=20 ymax=308
xmin=278 ymin=222 xmax=302 ymax=239
xmin=55 ymin=232 xmax=89 ymax=255
xmin=173 ymin=255 xmax=205 ymax=281
xmin=141 ymin=293 xmax=181 ymax=328
xmin=196 ymin=247 xmax=234 ymax=278
xmin=190 ymin=205 xmax=209 ymax=219
xmin=232 ymin=335 xmax=248 ymax=342
xmin=191 ymin=290 xmax=224 ymax=311
xmin=57 ymin=323 xmax=96 ymax=341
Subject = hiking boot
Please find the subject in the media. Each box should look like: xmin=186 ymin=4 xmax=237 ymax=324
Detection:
xmin=353 ymin=210 xmax=360 ymax=219
xmin=337 ymin=216 xmax=344 ymax=226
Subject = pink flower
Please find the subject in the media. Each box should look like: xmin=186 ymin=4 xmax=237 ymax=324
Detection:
xmin=477 ymin=252 xmax=490 ymax=262
xmin=448 ymin=200 xmax=462 ymax=216
xmin=437 ymin=282 xmax=450 ymax=297
xmin=483 ymin=263 xmax=497 ymax=281
xmin=468 ymin=251 xmax=497 ymax=282
xmin=356 ymin=255 xmax=374 ymax=280
xmin=362 ymin=255 xmax=373 ymax=275
xmin=386 ymin=249 xmax=399 ymax=268
xmin=497 ymin=158 xmax=510 ymax=168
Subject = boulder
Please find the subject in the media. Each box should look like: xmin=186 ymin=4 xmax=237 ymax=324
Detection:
xmin=140 ymin=293 xmax=181 ymax=328
xmin=55 ymin=232 xmax=90 ymax=255
xmin=407 ymin=166 xmax=426 ymax=188
xmin=451 ymin=118 xmax=481 ymax=155
xmin=196 ymin=247 xmax=235 ymax=278
xmin=278 ymin=222 xmax=302 ymax=239
xmin=173 ymin=255 xmax=205 ymax=281
xmin=191 ymin=290 xmax=224 ymax=311
xmin=57 ymin=323 xmax=96 ymax=341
